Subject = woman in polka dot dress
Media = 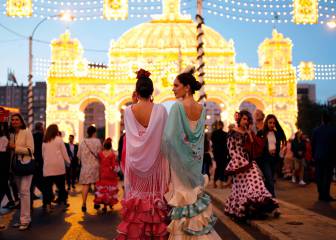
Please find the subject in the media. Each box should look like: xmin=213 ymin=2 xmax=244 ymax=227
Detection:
xmin=224 ymin=110 xmax=280 ymax=221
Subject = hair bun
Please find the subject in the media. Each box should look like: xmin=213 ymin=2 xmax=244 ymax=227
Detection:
xmin=136 ymin=68 xmax=151 ymax=80
xmin=193 ymin=81 xmax=202 ymax=91
xmin=105 ymin=137 xmax=112 ymax=143
xmin=183 ymin=66 xmax=196 ymax=75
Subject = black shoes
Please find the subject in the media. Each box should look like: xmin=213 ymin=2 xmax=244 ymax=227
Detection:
xmin=319 ymin=196 xmax=336 ymax=202
xmin=81 ymin=205 xmax=87 ymax=212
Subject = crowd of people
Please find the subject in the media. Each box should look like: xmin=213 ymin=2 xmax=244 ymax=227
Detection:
xmin=202 ymin=104 xmax=336 ymax=211
xmin=0 ymin=116 xmax=120 ymax=231
xmin=0 ymin=66 xmax=335 ymax=239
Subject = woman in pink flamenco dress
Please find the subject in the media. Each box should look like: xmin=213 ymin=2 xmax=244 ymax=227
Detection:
xmin=116 ymin=69 xmax=169 ymax=239
xmin=94 ymin=138 xmax=119 ymax=212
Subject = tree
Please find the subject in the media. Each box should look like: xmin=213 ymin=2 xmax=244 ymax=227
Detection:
xmin=296 ymin=96 xmax=335 ymax=138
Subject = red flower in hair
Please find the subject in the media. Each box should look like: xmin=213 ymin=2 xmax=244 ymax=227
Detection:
xmin=136 ymin=68 xmax=151 ymax=79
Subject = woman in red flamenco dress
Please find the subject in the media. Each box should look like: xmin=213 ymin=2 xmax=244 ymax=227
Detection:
xmin=94 ymin=138 xmax=119 ymax=212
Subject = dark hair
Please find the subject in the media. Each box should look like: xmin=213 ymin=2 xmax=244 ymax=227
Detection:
xmin=44 ymin=124 xmax=59 ymax=143
xmin=69 ymin=134 xmax=74 ymax=138
xmin=87 ymin=125 xmax=96 ymax=138
xmin=103 ymin=137 xmax=112 ymax=150
xmin=237 ymin=110 xmax=253 ymax=126
xmin=11 ymin=113 xmax=26 ymax=130
xmin=176 ymin=67 xmax=202 ymax=94
xmin=0 ymin=123 xmax=9 ymax=138
xmin=263 ymin=114 xmax=286 ymax=144
xmin=34 ymin=122 xmax=44 ymax=132
xmin=135 ymin=69 xmax=154 ymax=99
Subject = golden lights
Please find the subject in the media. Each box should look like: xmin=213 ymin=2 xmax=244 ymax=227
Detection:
xmin=103 ymin=0 xmax=128 ymax=20
xmin=293 ymin=0 xmax=318 ymax=24
xmin=46 ymin=2 xmax=299 ymax=143
xmin=6 ymin=0 xmax=32 ymax=17
xmin=298 ymin=61 xmax=315 ymax=80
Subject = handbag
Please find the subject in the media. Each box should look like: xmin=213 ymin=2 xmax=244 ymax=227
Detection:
xmin=11 ymin=148 xmax=36 ymax=176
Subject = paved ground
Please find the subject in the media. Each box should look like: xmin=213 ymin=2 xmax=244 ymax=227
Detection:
xmin=0 ymin=186 xmax=227 ymax=240
xmin=206 ymin=179 xmax=336 ymax=240
xmin=276 ymin=179 xmax=336 ymax=220
xmin=0 ymin=189 xmax=122 ymax=240
xmin=1 ymin=180 xmax=335 ymax=240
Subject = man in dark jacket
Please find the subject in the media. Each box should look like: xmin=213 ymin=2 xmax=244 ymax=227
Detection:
xmin=31 ymin=122 xmax=44 ymax=201
xmin=211 ymin=121 xmax=229 ymax=188
xmin=312 ymin=112 xmax=336 ymax=202
xmin=65 ymin=135 xmax=79 ymax=190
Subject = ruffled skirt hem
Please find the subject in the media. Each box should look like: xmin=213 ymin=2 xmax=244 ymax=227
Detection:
xmin=116 ymin=197 xmax=169 ymax=240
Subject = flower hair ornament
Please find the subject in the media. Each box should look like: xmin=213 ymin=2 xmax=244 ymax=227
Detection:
xmin=136 ymin=68 xmax=151 ymax=79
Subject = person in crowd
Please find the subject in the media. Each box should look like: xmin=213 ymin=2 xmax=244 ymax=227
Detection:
xmin=211 ymin=120 xmax=229 ymax=188
xmin=258 ymin=114 xmax=286 ymax=197
xmin=162 ymin=67 xmax=219 ymax=239
xmin=253 ymin=109 xmax=265 ymax=135
xmin=0 ymin=126 xmax=10 ymax=206
xmin=31 ymin=122 xmax=44 ymax=201
xmin=94 ymin=138 xmax=118 ymax=212
xmin=9 ymin=113 xmax=34 ymax=231
xmin=228 ymin=123 xmax=235 ymax=132
xmin=282 ymin=139 xmax=294 ymax=178
xmin=224 ymin=110 xmax=279 ymax=221
xmin=77 ymin=126 xmax=101 ymax=212
xmin=202 ymin=133 xmax=213 ymax=178
xmin=312 ymin=112 xmax=336 ymax=201
xmin=65 ymin=134 xmax=79 ymax=191
xmin=302 ymin=134 xmax=314 ymax=182
xmin=42 ymin=124 xmax=70 ymax=212
xmin=291 ymin=130 xmax=306 ymax=185
xmin=117 ymin=69 xmax=169 ymax=239
xmin=117 ymin=132 xmax=125 ymax=181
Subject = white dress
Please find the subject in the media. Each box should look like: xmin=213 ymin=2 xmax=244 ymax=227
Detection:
xmin=165 ymin=120 xmax=221 ymax=240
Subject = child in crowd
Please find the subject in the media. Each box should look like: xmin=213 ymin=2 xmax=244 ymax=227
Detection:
xmin=94 ymin=138 xmax=119 ymax=212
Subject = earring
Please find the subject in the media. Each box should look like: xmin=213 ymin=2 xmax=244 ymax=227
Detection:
xmin=150 ymin=95 xmax=154 ymax=102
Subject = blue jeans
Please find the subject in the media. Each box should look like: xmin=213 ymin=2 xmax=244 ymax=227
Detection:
xmin=259 ymin=155 xmax=277 ymax=197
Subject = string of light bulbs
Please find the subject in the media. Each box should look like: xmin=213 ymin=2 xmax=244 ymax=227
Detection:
xmin=204 ymin=0 xmax=336 ymax=24
xmin=34 ymin=57 xmax=336 ymax=81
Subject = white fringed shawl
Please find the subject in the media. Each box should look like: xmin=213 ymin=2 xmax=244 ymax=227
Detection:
xmin=124 ymin=104 xmax=169 ymax=201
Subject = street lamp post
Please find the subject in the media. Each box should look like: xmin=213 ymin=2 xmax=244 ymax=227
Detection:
xmin=27 ymin=13 xmax=74 ymax=129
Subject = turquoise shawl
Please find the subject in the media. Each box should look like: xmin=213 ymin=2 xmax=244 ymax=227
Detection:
xmin=162 ymin=101 xmax=206 ymax=188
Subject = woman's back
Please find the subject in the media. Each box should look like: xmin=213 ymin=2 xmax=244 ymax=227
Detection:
xmin=182 ymin=101 xmax=203 ymax=121
xmin=131 ymin=102 xmax=153 ymax=128
xmin=42 ymin=136 xmax=70 ymax=177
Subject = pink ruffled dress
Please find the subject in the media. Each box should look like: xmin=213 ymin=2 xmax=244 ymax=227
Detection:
xmin=116 ymin=104 xmax=169 ymax=240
